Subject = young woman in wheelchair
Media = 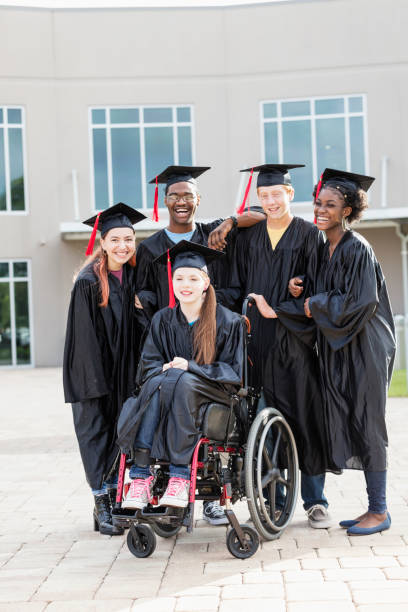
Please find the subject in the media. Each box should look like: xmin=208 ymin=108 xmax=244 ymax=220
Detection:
xmin=120 ymin=241 xmax=245 ymax=509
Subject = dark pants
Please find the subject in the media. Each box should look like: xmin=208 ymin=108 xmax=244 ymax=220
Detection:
xmin=72 ymin=397 xmax=118 ymax=493
xmin=365 ymin=470 xmax=387 ymax=513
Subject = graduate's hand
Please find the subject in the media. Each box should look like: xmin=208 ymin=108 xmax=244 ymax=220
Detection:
xmin=248 ymin=293 xmax=277 ymax=319
xmin=288 ymin=277 xmax=304 ymax=298
xmin=208 ymin=218 xmax=233 ymax=251
xmin=162 ymin=362 xmax=172 ymax=371
xmin=135 ymin=295 xmax=143 ymax=309
xmin=304 ymin=297 xmax=312 ymax=318
xmin=169 ymin=357 xmax=189 ymax=371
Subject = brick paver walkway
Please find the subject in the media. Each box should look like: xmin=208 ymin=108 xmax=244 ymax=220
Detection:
xmin=0 ymin=368 xmax=407 ymax=611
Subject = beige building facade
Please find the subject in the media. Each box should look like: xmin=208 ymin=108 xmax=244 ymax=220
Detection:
xmin=0 ymin=0 xmax=407 ymax=367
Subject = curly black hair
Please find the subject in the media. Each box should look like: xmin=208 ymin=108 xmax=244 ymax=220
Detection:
xmin=313 ymin=178 xmax=368 ymax=224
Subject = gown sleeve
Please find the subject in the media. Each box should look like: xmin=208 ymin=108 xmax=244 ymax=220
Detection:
xmin=187 ymin=316 xmax=244 ymax=385
xmin=309 ymin=239 xmax=379 ymax=350
xmin=135 ymin=241 xmax=158 ymax=319
xmin=63 ymin=279 xmax=109 ymax=402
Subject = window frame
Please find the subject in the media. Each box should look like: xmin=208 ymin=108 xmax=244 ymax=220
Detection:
xmin=89 ymin=104 xmax=196 ymax=213
xmin=260 ymin=94 xmax=369 ymax=206
xmin=0 ymin=258 xmax=34 ymax=368
xmin=0 ymin=106 xmax=29 ymax=216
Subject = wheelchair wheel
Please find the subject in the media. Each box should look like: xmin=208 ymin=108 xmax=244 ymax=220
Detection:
xmin=245 ymin=408 xmax=299 ymax=541
xmin=127 ymin=524 xmax=156 ymax=558
xmin=151 ymin=522 xmax=182 ymax=539
xmin=226 ymin=524 xmax=259 ymax=559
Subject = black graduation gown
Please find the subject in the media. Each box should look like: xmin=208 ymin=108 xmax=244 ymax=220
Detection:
xmin=135 ymin=221 xmax=239 ymax=319
xmin=308 ymin=230 xmax=396 ymax=472
xmin=63 ymin=262 xmax=146 ymax=489
xmin=117 ymin=304 xmax=244 ymax=465
xmin=229 ymin=217 xmax=328 ymax=474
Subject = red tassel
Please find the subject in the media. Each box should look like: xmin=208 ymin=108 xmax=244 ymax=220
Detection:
xmin=85 ymin=212 xmax=101 ymax=256
xmin=237 ymin=168 xmax=253 ymax=215
xmin=167 ymin=249 xmax=176 ymax=308
xmin=152 ymin=176 xmax=159 ymax=222
xmin=314 ymin=173 xmax=323 ymax=225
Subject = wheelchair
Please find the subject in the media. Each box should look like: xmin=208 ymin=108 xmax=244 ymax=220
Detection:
xmin=112 ymin=297 xmax=299 ymax=559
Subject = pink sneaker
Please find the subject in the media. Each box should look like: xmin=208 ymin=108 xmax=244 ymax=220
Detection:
xmin=159 ymin=477 xmax=190 ymax=508
xmin=124 ymin=476 xmax=154 ymax=509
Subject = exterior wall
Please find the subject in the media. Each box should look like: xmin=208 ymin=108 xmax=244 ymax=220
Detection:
xmin=0 ymin=0 xmax=407 ymax=365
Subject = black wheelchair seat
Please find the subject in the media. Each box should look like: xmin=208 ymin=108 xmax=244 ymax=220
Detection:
xmin=201 ymin=403 xmax=238 ymax=443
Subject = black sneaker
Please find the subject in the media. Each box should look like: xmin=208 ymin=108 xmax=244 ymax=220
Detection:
xmin=202 ymin=501 xmax=229 ymax=526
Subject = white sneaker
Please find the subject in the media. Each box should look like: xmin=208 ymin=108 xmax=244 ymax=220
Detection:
xmin=307 ymin=504 xmax=332 ymax=529
xmin=203 ymin=501 xmax=229 ymax=526
xmin=124 ymin=476 xmax=154 ymax=509
xmin=159 ymin=477 xmax=189 ymax=508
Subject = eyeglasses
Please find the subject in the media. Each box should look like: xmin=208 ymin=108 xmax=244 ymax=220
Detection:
xmin=166 ymin=194 xmax=196 ymax=203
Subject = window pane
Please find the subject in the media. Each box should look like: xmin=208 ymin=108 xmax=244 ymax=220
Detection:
xmin=177 ymin=107 xmax=191 ymax=122
xmin=143 ymin=108 xmax=172 ymax=123
xmin=264 ymin=122 xmax=279 ymax=162
xmin=177 ymin=126 xmax=192 ymax=165
xmin=9 ymin=128 xmax=25 ymax=211
xmin=0 ymin=129 xmax=6 ymax=211
xmin=145 ymin=127 xmax=174 ymax=208
xmin=349 ymin=96 xmax=363 ymax=113
xmin=111 ymin=128 xmax=142 ymax=209
xmin=349 ymin=116 xmax=365 ymax=174
xmin=0 ymin=263 xmax=9 ymax=277
xmin=110 ymin=108 xmax=139 ymax=124
xmin=0 ymin=283 xmax=12 ymax=366
xmin=15 ymin=281 xmax=31 ymax=365
xmin=281 ymin=100 xmax=310 ymax=117
xmin=0 ymin=109 xmax=3 ymax=124
xmin=282 ymin=120 xmax=313 ymax=201
xmin=92 ymin=128 xmax=109 ymax=210
xmin=263 ymin=103 xmax=277 ymax=119
xmin=315 ymin=98 xmax=344 ymax=115
xmin=7 ymin=109 xmax=22 ymax=124
xmin=92 ymin=109 xmax=106 ymax=124
xmin=316 ymin=117 xmax=346 ymax=175
xmin=13 ymin=262 xmax=27 ymax=278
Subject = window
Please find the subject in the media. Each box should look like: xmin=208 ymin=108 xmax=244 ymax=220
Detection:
xmin=0 ymin=260 xmax=33 ymax=367
xmin=90 ymin=105 xmax=195 ymax=212
xmin=261 ymin=95 xmax=367 ymax=203
xmin=0 ymin=107 xmax=27 ymax=213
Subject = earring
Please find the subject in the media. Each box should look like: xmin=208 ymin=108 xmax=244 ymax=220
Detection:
xmin=342 ymin=216 xmax=347 ymax=230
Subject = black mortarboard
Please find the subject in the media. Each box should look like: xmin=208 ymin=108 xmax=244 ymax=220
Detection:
xmin=148 ymin=166 xmax=210 ymax=222
xmin=318 ymin=168 xmax=375 ymax=193
xmin=237 ymin=164 xmax=304 ymax=214
xmin=153 ymin=240 xmax=224 ymax=307
xmin=83 ymin=202 xmax=146 ymax=256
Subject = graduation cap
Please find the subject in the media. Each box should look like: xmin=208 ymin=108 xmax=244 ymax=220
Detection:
xmin=316 ymin=168 xmax=375 ymax=200
xmin=237 ymin=164 xmax=305 ymax=215
xmin=153 ymin=240 xmax=224 ymax=308
xmin=83 ymin=202 xmax=146 ymax=256
xmin=148 ymin=165 xmax=211 ymax=222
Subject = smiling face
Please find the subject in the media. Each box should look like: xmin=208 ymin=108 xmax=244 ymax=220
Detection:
xmin=100 ymin=227 xmax=135 ymax=270
xmin=257 ymin=185 xmax=294 ymax=221
xmin=314 ymin=187 xmax=352 ymax=232
xmin=172 ymin=267 xmax=209 ymax=306
xmin=165 ymin=181 xmax=200 ymax=227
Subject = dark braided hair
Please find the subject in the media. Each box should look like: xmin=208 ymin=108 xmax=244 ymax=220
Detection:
xmin=313 ymin=178 xmax=368 ymax=224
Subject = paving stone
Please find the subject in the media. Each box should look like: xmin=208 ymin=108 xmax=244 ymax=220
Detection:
xmin=0 ymin=605 xmax=47 ymax=611
xmin=383 ymin=566 xmax=408 ymax=579
xmin=283 ymin=569 xmax=323 ymax=582
xmin=132 ymin=598 xmax=176 ymax=611
xmin=318 ymin=546 xmax=373 ymax=558
xmin=323 ymin=568 xmax=386 ymax=581
xmin=175 ymin=595 xmax=219 ymax=611
xmin=287 ymin=604 xmax=355 ymax=612
xmin=339 ymin=556 xmax=399 ymax=568
xmin=300 ymin=557 xmax=340 ymax=570
xmin=352 ymin=587 xmax=408 ymax=604
xmin=242 ymin=571 xmax=282 ymax=584
xmin=356 ymin=606 xmax=408 ymax=612
xmin=286 ymin=581 xmax=351 ymax=601
xmin=46 ymin=601 xmax=133 ymax=611
xmin=222 ymin=583 xmax=284 ymax=598
xmin=219 ymin=600 xmax=285 ymax=612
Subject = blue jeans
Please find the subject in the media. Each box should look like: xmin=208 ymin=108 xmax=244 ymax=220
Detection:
xmin=365 ymin=470 xmax=387 ymax=514
xmin=92 ymin=475 xmax=118 ymax=496
xmin=130 ymin=390 xmax=190 ymax=481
